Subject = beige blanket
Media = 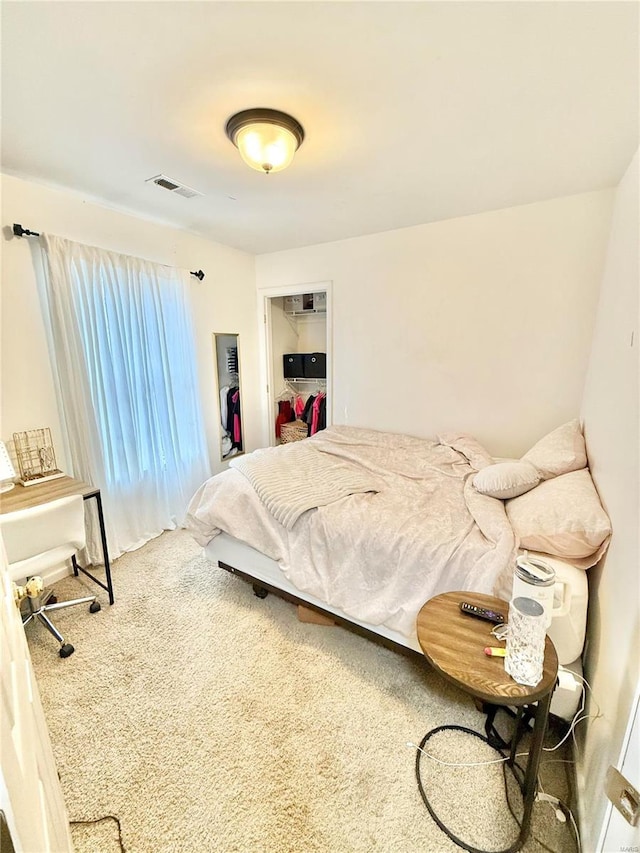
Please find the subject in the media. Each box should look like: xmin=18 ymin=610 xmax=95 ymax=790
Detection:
xmin=229 ymin=441 xmax=380 ymax=530
xmin=186 ymin=426 xmax=517 ymax=640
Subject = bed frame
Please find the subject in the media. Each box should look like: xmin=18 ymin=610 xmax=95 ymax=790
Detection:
xmin=205 ymin=532 xmax=424 ymax=659
xmin=203 ymin=532 xmax=588 ymax=722
xmin=220 ymin=560 xmax=425 ymax=660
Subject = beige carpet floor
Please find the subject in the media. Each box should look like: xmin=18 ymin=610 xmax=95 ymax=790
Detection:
xmin=28 ymin=529 xmax=578 ymax=853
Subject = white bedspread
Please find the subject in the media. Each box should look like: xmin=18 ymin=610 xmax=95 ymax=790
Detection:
xmin=185 ymin=426 xmax=517 ymax=640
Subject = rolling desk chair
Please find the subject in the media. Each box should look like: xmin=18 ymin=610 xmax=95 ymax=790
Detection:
xmin=1 ymin=494 xmax=101 ymax=658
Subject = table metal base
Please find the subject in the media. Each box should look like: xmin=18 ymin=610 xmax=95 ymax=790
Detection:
xmin=415 ymin=692 xmax=552 ymax=853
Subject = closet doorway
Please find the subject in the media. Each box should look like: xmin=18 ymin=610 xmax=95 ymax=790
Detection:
xmin=259 ymin=281 xmax=332 ymax=448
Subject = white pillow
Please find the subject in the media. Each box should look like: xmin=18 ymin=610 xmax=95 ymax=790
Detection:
xmin=522 ymin=419 xmax=587 ymax=480
xmin=506 ymin=469 xmax=611 ymax=560
xmin=473 ymin=461 xmax=540 ymax=499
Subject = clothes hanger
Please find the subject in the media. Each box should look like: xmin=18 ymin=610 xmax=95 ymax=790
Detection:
xmin=276 ymin=383 xmax=295 ymax=402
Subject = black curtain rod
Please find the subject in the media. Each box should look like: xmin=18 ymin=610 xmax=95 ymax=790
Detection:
xmin=12 ymin=223 xmax=205 ymax=280
xmin=13 ymin=223 xmax=39 ymax=237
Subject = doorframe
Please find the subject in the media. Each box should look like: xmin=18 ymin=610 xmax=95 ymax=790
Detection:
xmin=1 ymin=549 xmax=73 ymax=852
xmin=596 ymin=679 xmax=640 ymax=851
xmin=256 ymin=280 xmax=332 ymax=448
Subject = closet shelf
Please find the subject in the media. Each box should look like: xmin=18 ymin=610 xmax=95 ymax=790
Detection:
xmin=286 ymin=377 xmax=326 ymax=383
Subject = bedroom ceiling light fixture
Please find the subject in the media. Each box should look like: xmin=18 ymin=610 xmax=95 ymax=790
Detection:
xmin=225 ymin=108 xmax=304 ymax=174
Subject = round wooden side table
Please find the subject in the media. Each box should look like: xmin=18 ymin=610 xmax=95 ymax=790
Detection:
xmin=416 ymin=591 xmax=558 ymax=853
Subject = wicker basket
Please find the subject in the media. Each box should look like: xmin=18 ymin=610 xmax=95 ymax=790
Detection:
xmin=280 ymin=420 xmax=308 ymax=443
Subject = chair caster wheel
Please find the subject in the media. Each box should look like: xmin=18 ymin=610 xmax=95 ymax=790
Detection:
xmin=60 ymin=643 xmax=75 ymax=658
xmin=48 ymin=594 xmax=58 ymax=604
xmin=89 ymin=601 xmax=101 ymax=613
xmin=252 ymin=584 xmax=269 ymax=599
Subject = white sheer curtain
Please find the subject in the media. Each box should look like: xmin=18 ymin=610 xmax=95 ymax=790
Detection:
xmin=39 ymin=234 xmax=210 ymax=560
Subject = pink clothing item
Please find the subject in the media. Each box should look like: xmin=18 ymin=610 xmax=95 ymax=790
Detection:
xmin=232 ymin=391 xmax=241 ymax=443
xmin=294 ymin=395 xmax=306 ymax=418
xmin=311 ymin=392 xmax=325 ymax=436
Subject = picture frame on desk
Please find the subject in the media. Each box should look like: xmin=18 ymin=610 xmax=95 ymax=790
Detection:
xmin=12 ymin=427 xmax=66 ymax=488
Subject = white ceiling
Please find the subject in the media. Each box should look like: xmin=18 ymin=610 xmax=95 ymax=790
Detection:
xmin=2 ymin=2 xmax=638 ymax=255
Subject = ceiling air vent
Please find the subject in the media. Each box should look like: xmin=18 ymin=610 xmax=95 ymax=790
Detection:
xmin=145 ymin=174 xmax=203 ymax=199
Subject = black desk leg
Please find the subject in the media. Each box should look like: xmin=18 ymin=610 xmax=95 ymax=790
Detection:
xmin=516 ymin=690 xmax=553 ymax=847
xmin=78 ymin=492 xmax=115 ymax=605
xmin=94 ymin=491 xmax=114 ymax=605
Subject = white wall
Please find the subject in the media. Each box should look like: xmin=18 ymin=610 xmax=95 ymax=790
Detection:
xmin=579 ymin=150 xmax=639 ymax=850
xmin=4 ymin=179 xmax=613 ymax=472
xmin=297 ymin=316 xmax=327 ymax=354
xmin=1 ymin=173 xmax=258 ymax=479
xmin=270 ymin=298 xmax=300 ymax=406
xmin=257 ymin=191 xmax=614 ymax=457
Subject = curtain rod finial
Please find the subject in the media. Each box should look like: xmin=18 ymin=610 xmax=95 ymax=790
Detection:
xmin=190 ymin=269 xmax=205 ymax=281
xmin=13 ymin=223 xmax=40 ymax=237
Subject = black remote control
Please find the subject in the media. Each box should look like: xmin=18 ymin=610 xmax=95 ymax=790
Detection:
xmin=459 ymin=602 xmax=505 ymax=623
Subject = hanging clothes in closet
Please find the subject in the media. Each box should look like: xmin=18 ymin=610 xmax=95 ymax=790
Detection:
xmin=275 ymin=399 xmax=296 ymax=438
xmin=219 ymin=384 xmax=233 ymax=457
xmin=301 ymin=392 xmax=326 ymax=437
xmin=294 ymin=394 xmax=306 ymax=419
xmin=275 ymin=392 xmax=305 ymax=439
xmin=225 ymin=386 xmax=242 ymax=451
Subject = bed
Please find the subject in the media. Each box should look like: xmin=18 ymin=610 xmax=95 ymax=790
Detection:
xmin=186 ymin=422 xmax=610 ymax=718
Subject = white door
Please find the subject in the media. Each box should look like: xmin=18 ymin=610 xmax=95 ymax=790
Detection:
xmin=0 ymin=549 xmax=72 ymax=852
xmin=599 ymin=684 xmax=640 ymax=852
